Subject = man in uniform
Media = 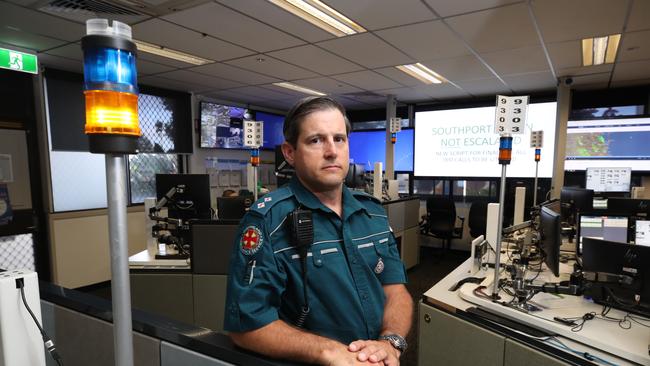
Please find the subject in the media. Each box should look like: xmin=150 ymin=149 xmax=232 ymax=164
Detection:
xmin=224 ymin=96 xmax=413 ymax=365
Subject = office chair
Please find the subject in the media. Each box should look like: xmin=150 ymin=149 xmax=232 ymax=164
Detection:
xmin=468 ymin=201 xmax=489 ymax=238
xmin=419 ymin=197 xmax=465 ymax=250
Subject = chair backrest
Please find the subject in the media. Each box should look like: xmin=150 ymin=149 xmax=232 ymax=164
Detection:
xmin=426 ymin=197 xmax=456 ymax=235
xmin=468 ymin=201 xmax=489 ymax=238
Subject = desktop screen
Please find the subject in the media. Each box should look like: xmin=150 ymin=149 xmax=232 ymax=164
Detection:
xmin=348 ymin=128 xmax=414 ymax=171
xmin=636 ymin=220 xmax=650 ymax=247
xmin=578 ymin=215 xmax=629 ymax=252
xmin=585 ymin=167 xmax=632 ymax=193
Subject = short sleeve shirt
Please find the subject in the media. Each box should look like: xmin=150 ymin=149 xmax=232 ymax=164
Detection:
xmin=224 ymin=178 xmax=407 ymax=344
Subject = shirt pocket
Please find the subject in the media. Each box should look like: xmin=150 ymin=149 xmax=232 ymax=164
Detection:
xmin=288 ymin=241 xmax=343 ymax=269
xmin=357 ymin=235 xmax=390 ymax=273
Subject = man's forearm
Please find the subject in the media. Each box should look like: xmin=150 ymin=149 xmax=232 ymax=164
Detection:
xmin=381 ymin=284 xmax=413 ymax=337
xmin=229 ymin=319 xmax=344 ymax=364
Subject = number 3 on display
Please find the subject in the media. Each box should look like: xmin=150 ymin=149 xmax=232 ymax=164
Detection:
xmin=494 ymin=95 xmax=528 ymax=135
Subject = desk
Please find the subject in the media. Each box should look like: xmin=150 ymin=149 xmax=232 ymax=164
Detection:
xmin=420 ymin=252 xmax=650 ymax=366
xmin=383 ymin=197 xmax=420 ymax=269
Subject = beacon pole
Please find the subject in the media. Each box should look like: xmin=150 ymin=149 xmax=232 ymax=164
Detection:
xmin=533 ymin=148 xmax=541 ymax=206
xmin=82 ymin=19 xmax=139 ymax=366
xmin=250 ymin=148 xmax=260 ymax=202
xmin=492 ymin=134 xmax=513 ymax=298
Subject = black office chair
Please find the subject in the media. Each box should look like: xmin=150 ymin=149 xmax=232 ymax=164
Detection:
xmin=468 ymin=201 xmax=489 ymax=238
xmin=419 ymin=197 xmax=465 ymax=250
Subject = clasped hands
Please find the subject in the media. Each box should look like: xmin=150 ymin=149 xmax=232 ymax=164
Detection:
xmin=322 ymin=339 xmax=400 ymax=366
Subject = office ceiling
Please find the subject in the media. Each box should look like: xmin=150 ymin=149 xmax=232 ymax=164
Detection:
xmin=1 ymin=0 xmax=649 ymax=111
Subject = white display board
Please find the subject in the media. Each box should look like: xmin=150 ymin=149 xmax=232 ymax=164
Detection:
xmin=414 ymin=102 xmax=557 ymax=178
xmin=585 ymin=167 xmax=632 ymax=193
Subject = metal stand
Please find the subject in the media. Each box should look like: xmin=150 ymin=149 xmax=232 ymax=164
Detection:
xmin=492 ymin=164 xmax=508 ymax=298
xmin=105 ymin=154 xmax=134 ymax=366
xmin=533 ymin=161 xmax=539 ymax=206
xmin=253 ymin=165 xmax=258 ymax=202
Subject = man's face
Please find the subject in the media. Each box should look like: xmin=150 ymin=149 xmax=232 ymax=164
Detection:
xmin=282 ymin=108 xmax=349 ymax=194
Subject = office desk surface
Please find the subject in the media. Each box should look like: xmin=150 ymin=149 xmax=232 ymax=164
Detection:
xmin=129 ymin=249 xmax=190 ymax=269
xmin=424 ymin=255 xmax=650 ymax=366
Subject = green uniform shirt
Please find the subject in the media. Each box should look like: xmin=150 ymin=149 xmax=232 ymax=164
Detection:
xmin=224 ymin=178 xmax=407 ymax=344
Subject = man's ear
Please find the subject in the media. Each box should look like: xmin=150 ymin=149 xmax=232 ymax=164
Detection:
xmin=281 ymin=142 xmax=295 ymax=166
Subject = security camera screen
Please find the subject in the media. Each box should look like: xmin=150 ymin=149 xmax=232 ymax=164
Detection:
xmin=200 ymin=101 xmax=251 ymax=149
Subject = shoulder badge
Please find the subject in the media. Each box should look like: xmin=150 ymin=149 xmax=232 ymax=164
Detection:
xmin=240 ymin=226 xmax=263 ymax=255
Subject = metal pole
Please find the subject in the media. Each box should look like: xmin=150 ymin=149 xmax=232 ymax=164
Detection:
xmin=105 ymin=154 xmax=134 ymax=366
xmin=533 ymin=161 xmax=539 ymax=206
xmin=492 ymin=164 xmax=508 ymax=297
xmin=253 ymin=165 xmax=258 ymax=202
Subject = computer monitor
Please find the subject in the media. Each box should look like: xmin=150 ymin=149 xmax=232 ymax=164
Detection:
xmin=607 ymin=198 xmax=650 ymax=216
xmin=581 ymin=237 xmax=650 ymax=317
xmin=585 ymin=167 xmax=632 ymax=193
xmin=190 ymin=220 xmax=239 ymax=275
xmin=560 ymin=187 xmax=594 ymax=225
xmin=577 ymin=214 xmax=629 ymax=254
xmin=635 ymin=219 xmax=650 ymax=247
xmin=539 ymin=206 xmax=561 ymax=277
xmin=217 ymin=196 xmax=254 ymax=220
xmin=345 ymin=163 xmax=366 ymax=189
xmin=155 ymin=174 xmax=212 ymax=220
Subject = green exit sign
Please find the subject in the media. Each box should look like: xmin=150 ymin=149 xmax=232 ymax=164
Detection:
xmin=0 ymin=48 xmax=38 ymax=74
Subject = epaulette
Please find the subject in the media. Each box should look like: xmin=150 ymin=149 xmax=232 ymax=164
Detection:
xmin=248 ymin=186 xmax=294 ymax=216
xmin=351 ymin=190 xmax=382 ymax=205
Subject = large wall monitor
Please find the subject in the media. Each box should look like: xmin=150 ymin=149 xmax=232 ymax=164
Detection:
xmin=565 ymin=117 xmax=650 ymax=171
xmin=585 ymin=167 xmax=631 ymax=193
xmin=200 ymin=101 xmax=251 ymax=149
xmin=414 ymin=102 xmax=557 ymax=177
xmin=348 ymin=129 xmax=414 ymax=171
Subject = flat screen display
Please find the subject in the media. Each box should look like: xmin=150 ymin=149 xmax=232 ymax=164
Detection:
xmin=636 ymin=220 xmax=650 ymax=246
xmin=585 ymin=167 xmax=632 ymax=193
xmin=578 ymin=215 xmax=629 ymax=253
xmin=200 ymin=101 xmax=251 ymax=149
xmin=348 ymin=128 xmax=414 ymax=172
xmin=414 ymin=102 xmax=557 ymax=177
xmin=564 ymin=117 xmax=650 ymax=171
xmin=255 ymin=111 xmax=286 ymax=149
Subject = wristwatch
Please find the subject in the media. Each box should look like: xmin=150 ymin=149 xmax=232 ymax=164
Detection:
xmin=378 ymin=334 xmax=408 ymax=353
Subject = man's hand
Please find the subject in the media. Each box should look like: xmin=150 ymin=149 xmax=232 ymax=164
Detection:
xmin=348 ymin=340 xmax=400 ymax=365
xmin=320 ymin=343 xmax=383 ymax=366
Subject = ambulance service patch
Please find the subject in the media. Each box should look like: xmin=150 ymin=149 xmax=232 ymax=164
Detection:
xmin=241 ymin=226 xmax=263 ymax=256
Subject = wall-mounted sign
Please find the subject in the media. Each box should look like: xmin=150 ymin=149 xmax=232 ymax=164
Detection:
xmin=0 ymin=48 xmax=38 ymax=74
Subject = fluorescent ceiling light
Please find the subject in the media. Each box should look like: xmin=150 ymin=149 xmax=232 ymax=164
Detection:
xmin=395 ymin=63 xmax=446 ymax=84
xmin=268 ymin=0 xmax=366 ymax=37
xmin=133 ymin=39 xmax=213 ymax=66
xmin=273 ymin=82 xmax=326 ymax=96
xmin=581 ymin=34 xmax=620 ymax=66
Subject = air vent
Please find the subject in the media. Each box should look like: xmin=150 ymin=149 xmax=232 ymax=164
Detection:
xmin=45 ymin=0 xmax=143 ymax=15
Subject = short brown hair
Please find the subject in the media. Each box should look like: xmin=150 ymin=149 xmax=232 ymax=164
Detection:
xmin=283 ymin=96 xmax=351 ymax=147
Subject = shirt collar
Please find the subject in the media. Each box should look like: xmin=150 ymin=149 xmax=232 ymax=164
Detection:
xmin=289 ymin=176 xmax=367 ymax=219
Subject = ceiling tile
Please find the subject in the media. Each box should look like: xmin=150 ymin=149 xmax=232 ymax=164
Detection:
xmin=453 ymin=78 xmax=511 ymax=96
xmin=376 ymin=86 xmax=436 ymax=103
xmin=481 ymin=46 xmax=550 ymax=76
xmin=0 ymin=2 xmax=85 ymax=42
xmin=423 ymin=83 xmax=472 ymax=99
xmin=162 ymin=2 xmax=305 ymax=52
xmin=424 ymin=0 xmax=522 ymax=17
xmin=531 ymin=0 xmax=627 ymax=43
xmin=136 ymin=60 xmax=176 ymax=76
xmin=139 ymin=76 xmax=212 ymax=93
xmin=546 ymin=40 xmax=581 ymax=70
xmin=445 ymin=3 xmax=539 ymax=53
xmin=627 ymin=0 xmax=650 ymax=32
xmin=610 ymin=77 xmax=650 ymax=88
xmin=190 ymin=63 xmax=280 ymax=85
xmin=570 ymin=72 xmax=611 ymax=87
xmin=132 ymin=19 xmax=253 ymax=62
xmin=618 ymin=30 xmax=650 ymax=62
xmin=215 ymin=0 xmax=334 ymax=42
xmin=226 ymin=55 xmax=318 ymax=80
xmin=45 ymin=43 xmax=82 ymax=60
xmin=225 ymin=86 xmax=294 ymax=100
xmin=333 ymin=70 xmax=404 ymax=90
xmin=612 ymin=59 xmax=650 ymax=82
xmin=318 ymin=33 xmax=413 ymax=69
xmin=202 ymin=90 xmax=273 ymax=105
xmin=502 ymin=71 xmax=556 ymax=93
xmin=137 ymin=52 xmax=194 ymax=69
xmin=323 ymin=0 xmax=436 ymax=30
xmin=291 ymin=77 xmax=362 ymax=94
xmin=158 ymin=70 xmax=244 ymax=90
xmin=263 ymin=83 xmax=318 ymax=98
xmin=374 ymin=67 xmax=427 ymax=87
xmin=267 ymin=45 xmax=364 ymax=75
xmin=375 ymin=20 xmax=470 ymax=61
xmin=556 ymin=64 xmax=613 ymax=77
xmin=38 ymin=53 xmax=82 ymax=73
xmin=420 ymin=55 xmax=494 ymax=81
xmin=0 ymin=27 xmax=66 ymax=52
